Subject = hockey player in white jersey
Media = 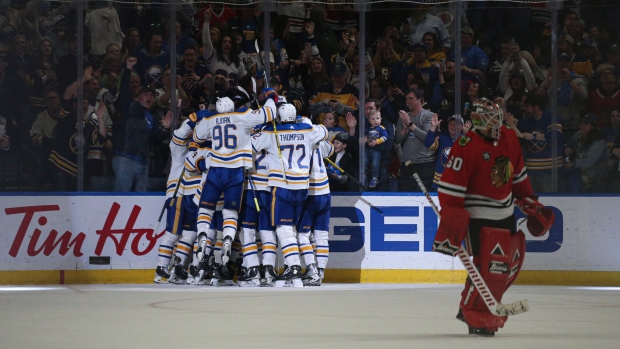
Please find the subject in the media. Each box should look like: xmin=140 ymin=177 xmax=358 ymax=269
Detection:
xmin=190 ymin=91 xmax=277 ymax=273
xmin=251 ymin=103 xmax=328 ymax=287
xmin=297 ymin=118 xmax=334 ymax=286
xmin=154 ymin=117 xmax=202 ymax=283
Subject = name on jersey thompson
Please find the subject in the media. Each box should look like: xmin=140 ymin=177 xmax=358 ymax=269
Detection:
xmin=279 ymin=134 xmax=305 ymax=142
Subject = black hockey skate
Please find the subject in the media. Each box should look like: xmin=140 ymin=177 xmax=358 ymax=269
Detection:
xmin=210 ymin=263 xmax=235 ymax=286
xmin=170 ymin=258 xmax=188 ymax=284
xmin=302 ymin=263 xmax=321 ymax=286
xmin=260 ymin=265 xmax=278 ymax=287
xmin=275 ymin=265 xmax=303 ymax=288
xmin=456 ymin=308 xmax=465 ymax=323
xmin=468 ymin=326 xmax=495 ymax=337
xmin=238 ymin=266 xmax=261 ymax=287
xmin=154 ymin=266 xmax=170 ymax=284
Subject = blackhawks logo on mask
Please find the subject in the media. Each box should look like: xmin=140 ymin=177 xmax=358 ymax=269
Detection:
xmin=490 ymin=156 xmax=513 ymax=188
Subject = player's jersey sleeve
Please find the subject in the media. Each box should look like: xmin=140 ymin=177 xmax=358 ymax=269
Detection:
xmin=243 ymin=99 xmax=276 ymax=131
xmin=309 ymin=124 xmax=328 ymax=145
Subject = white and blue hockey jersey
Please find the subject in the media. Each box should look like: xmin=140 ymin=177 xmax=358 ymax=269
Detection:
xmin=166 ymin=120 xmax=202 ymax=198
xmin=251 ymin=122 xmax=328 ymax=190
xmin=191 ymin=99 xmax=276 ymax=169
xmin=308 ymin=140 xmax=334 ymax=196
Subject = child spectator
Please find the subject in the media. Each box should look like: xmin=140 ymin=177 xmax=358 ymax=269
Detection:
xmin=327 ymin=132 xmax=355 ymax=192
xmin=322 ymin=110 xmax=347 ymax=140
xmin=365 ymin=111 xmax=388 ymax=188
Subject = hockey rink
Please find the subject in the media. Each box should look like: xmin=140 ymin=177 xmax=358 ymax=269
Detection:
xmin=0 ymin=283 xmax=618 ymax=348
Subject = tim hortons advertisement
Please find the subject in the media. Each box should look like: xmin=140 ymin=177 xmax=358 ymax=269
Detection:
xmin=0 ymin=194 xmax=616 ymax=272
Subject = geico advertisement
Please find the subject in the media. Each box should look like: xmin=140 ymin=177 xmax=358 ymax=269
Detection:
xmin=0 ymin=194 xmax=611 ymax=271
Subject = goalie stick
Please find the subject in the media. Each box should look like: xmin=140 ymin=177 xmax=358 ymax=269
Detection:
xmin=407 ymin=162 xmax=529 ymax=316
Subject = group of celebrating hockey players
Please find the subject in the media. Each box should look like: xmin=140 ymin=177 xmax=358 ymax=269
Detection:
xmin=154 ymin=83 xmax=330 ymax=288
xmin=150 ymin=70 xmax=557 ymax=336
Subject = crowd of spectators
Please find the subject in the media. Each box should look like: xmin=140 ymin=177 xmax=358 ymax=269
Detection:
xmin=1 ymin=0 xmax=620 ymax=194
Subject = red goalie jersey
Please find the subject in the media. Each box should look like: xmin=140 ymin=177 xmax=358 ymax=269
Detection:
xmin=437 ymin=125 xmax=534 ymax=220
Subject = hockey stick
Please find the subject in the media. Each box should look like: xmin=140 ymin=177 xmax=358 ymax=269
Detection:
xmin=408 ymin=164 xmax=529 ymax=316
xmin=325 ymin=158 xmax=368 ymax=191
xmin=246 ymin=170 xmax=261 ymax=213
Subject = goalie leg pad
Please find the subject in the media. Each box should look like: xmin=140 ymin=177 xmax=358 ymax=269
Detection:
xmin=507 ymin=230 xmax=526 ymax=289
xmin=461 ymin=227 xmax=512 ymax=331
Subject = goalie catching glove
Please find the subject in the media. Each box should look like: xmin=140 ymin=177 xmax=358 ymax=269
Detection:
xmin=433 ymin=206 xmax=470 ymax=256
xmin=514 ymin=196 xmax=555 ymax=237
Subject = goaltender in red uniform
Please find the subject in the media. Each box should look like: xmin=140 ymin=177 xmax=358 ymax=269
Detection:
xmin=432 ymin=98 xmax=554 ymax=336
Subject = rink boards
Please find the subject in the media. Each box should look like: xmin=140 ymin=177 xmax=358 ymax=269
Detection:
xmin=0 ymin=193 xmax=619 ymax=286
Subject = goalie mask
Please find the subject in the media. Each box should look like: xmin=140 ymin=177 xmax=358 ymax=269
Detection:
xmin=216 ymin=97 xmax=234 ymax=113
xmin=470 ymin=97 xmax=503 ymax=140
xmin=277 ymin=103 xmax=297 ymax=123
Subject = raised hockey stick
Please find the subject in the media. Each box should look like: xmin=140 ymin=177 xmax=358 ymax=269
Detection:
xmin=325 ymin=158 xmax=368 ymax=191
xmin=408 ymin=163 xmax=529 ymax=316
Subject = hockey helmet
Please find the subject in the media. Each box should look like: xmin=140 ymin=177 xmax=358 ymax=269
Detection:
xmin=277 ymin=103 xmax=297 ymax=123
xmin=216 ymin=97 xmax=234 ymax=113
xmin=470 ymin=97 xmax=503 ymax=140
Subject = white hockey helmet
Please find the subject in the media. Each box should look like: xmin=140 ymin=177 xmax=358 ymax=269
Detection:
xmin=470 ymin=97 xmax=503 ymax=140
xmin=216 ymin=97 xmax=234 ymax=113
xmin=277 ymin=103 xmax=297 ymax=123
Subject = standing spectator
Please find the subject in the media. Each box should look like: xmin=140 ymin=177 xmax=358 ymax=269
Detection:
xmin=120 ymin=28 xmax=142 ymax=63
xmin=30 ymin=88 xmax=61 ymax=160
xmin=1 ymin=34 xmax=36 ymax=134
xmin=326 ymin=132 xmax=355 ymax=192
xmin=308 ymin=61 xmax=359 ymax=131
xmin=564 ymin=114 xmax=609 ymax=193
xmin=448 ymin=26 xmax=488 ymax=83
xmin=134 ymin=30 xmax=170 ymax=89
xmin=506 ymin=93 xmax=563 ymax=193
xmin=586 ymin=64 xmax=620 ymax=129
xmin=422 ymin=31 xmax=447 ymax=65
xmin=201 ymin=7 xmax=246 ymax=89
xmin=424 ymin=113 xmax=471 ymax=190
xmin=364 ymin=110 xmax=388 ymax=188
xmin=602 ymin=109 xmax=620 ymax=150
xmin=401 ymin=4 xmax=451 ymax=54
xmin=163 ymin=19 xmax=196 ymax=64
xmin=30 ymin=39 xmax=58 ymax=116
xmin=85 ymin=2 xmax=124 ymax=58
xmin=373 ymin=37 xmax=400 ymax=87
xmin=177 ymin=45 xmax=210 ymax=98
xmin=299 ymin=57 xmax=330 ymax=100
xmin=487 ymin=37 xmax=512 ymax=90
xmin=395 ymin=88 xmax=435 ymax=191
xmin=112 ymin=57 xmax=171 ymax=192
xmin=538 ymin=53 xmax=588 ymax=136
xmin=498 ymin=40 xmax=537 ymax=105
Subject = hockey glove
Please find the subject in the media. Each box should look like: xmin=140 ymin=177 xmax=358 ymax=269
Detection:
xmin=515 ymin=196 xmax=555 ymax=237
xmin=195 ymin=157 xmax=208 ymax=173
xmin=262 ymin=88 xmax=278 ymax=103
xmin=433 ymin=206 xmax=470 ymax=257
